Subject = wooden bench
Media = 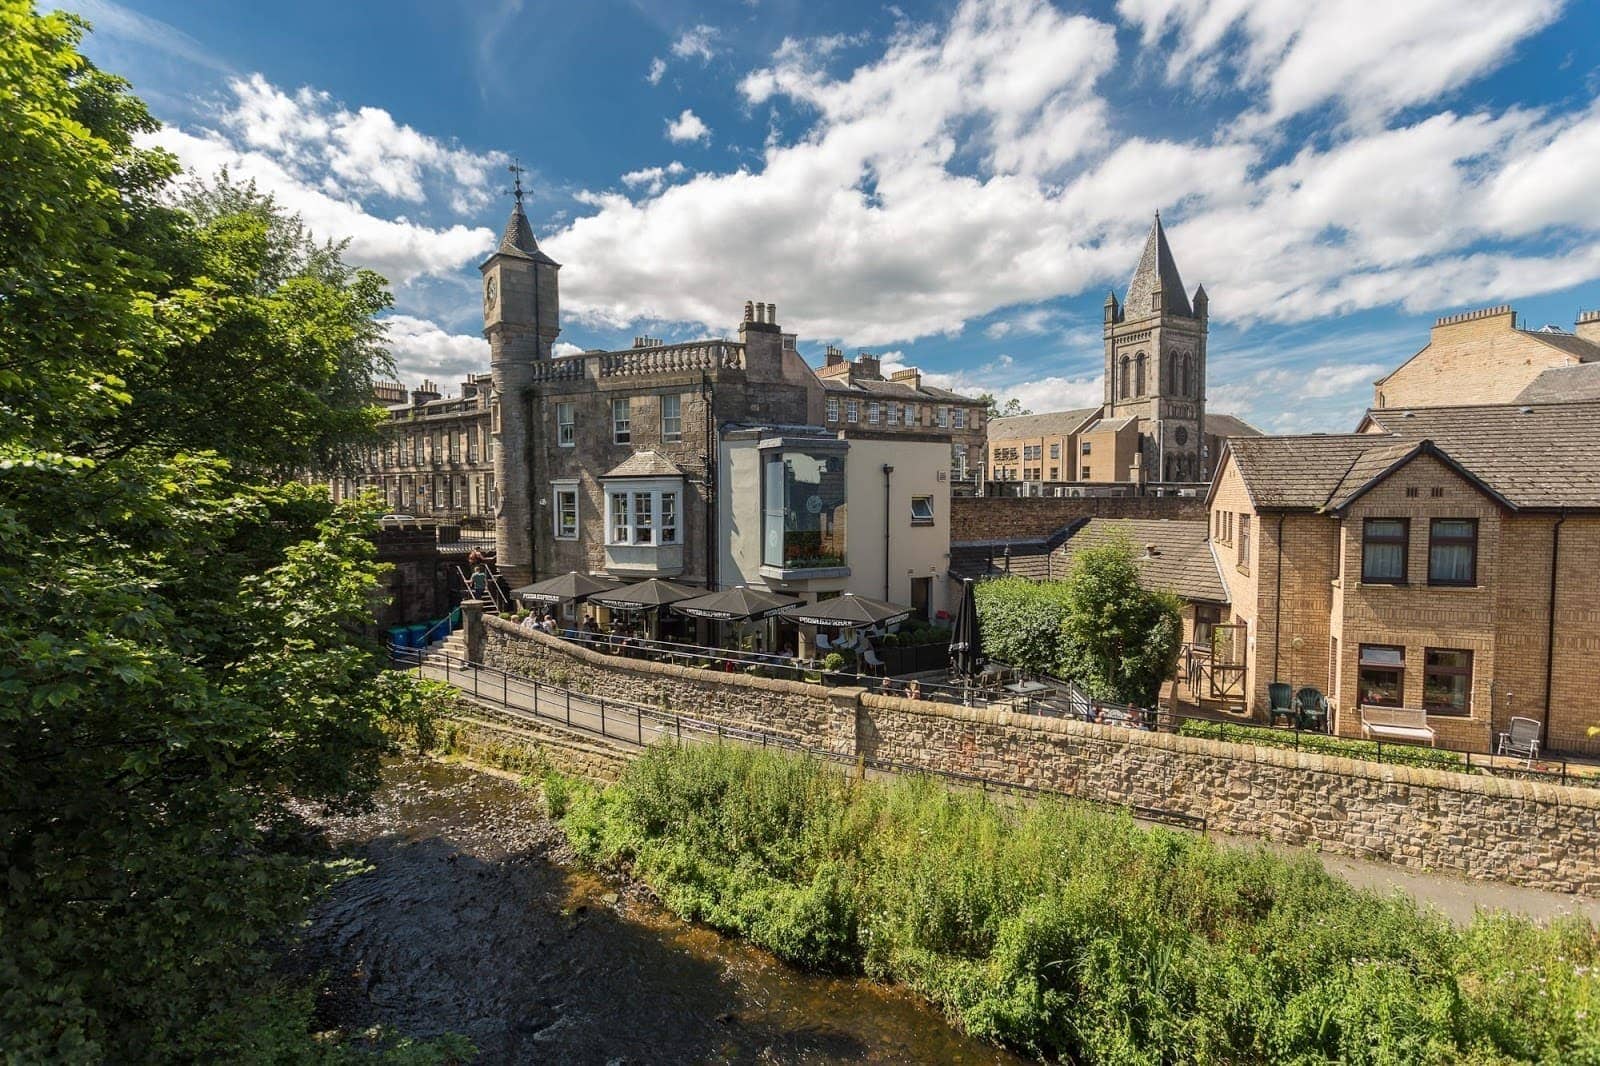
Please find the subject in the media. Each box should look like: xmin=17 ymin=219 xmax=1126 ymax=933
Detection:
xmin=1359 ymin=705 xmax=1436 ymax=746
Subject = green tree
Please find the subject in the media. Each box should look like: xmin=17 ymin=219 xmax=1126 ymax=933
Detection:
xmin=1055 ymin=537 xmax=1183 ymax=706
xmin=0 ymin=5 xmax=451 ymax=1059
xmin=976 ymin=393 xmax=1032 ymax=418
xmin=972 ymin=577 xmax=1073 ymax=675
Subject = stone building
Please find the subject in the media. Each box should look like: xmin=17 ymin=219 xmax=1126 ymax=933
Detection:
xmin=814 ymin=349 xmax=989 ymax=490
xmin=333 ymin=374 xmax=496 ymax=518
xmin=1372 ymin=305 xmax=1600 ymax=409
xmin=984 ymin=214 xmax=1258 ymax=493
xmin=1208 ymin=400 xmax=1600 ymax=755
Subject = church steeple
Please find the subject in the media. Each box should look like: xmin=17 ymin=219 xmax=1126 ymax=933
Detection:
xmin=1124 ymin=211 xmax=1193 ymax=319
xmin=496 ymin=163 xmax=558 ymax=265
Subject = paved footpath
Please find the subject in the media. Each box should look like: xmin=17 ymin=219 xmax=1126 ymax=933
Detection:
xmin=417 ymin=656 xmax=1600 ymax=928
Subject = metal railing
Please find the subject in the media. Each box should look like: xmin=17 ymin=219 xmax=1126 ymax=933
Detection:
xmin=390 ymin=642 xmax=1205 ymax=831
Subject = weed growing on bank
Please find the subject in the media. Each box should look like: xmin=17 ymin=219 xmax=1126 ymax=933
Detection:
xmin=554 ymin=744 xmax=1600 ymax=1065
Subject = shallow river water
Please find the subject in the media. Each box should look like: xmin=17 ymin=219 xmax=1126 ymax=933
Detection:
xmin=300 ymin=758 xmax=1024 ymax=1064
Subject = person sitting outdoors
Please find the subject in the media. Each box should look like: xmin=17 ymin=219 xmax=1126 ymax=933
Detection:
xmin=906 ymin=680 xmax=923 ymax=701
xmin=519 ymin=611 xmax=540 ymax=634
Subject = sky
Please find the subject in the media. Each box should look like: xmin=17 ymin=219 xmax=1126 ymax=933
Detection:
xmin=61 ymin=0 xmax=1600 ymax=433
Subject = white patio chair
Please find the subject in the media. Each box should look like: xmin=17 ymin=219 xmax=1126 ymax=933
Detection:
xmin=814 ymin=632 xmax=833 ymax=653
xmin=1496 ymin=716 xmax=1541 ymax=766
xmin=862 ymin=646 xmax=885 ymax=676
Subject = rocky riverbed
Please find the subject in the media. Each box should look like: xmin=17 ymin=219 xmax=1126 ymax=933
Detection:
xmin=296 ymin=758 xmax=1023 ymax=1063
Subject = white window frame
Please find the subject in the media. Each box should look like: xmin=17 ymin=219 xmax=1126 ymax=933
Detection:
xmin=910 ymin=495 xmax=935 ymax=525
xmin=868 ymin=401 xmax=881 ymax=424
xmin=936 ymin=407 xmax=949 ymax=428
xmin=556 ymin=402 xmax=575 ymax=447
xmin=846 ymin=400 xmax=860 ymax=424
xmin=826 ymin=396 xmax=839 ymax=422
xmin=661 ymin=394 xmax=682 ymax=443
xmin=602 ymin=478 xmax=682 ymax=547
xmin=952 ymin=408 xmax=967 ymax=429
xmin=903 ymin=404 xmax=917 ymax=427
xmin=612 ymin=397 xmax=631 ymax=444
xmin=553 ymin=480 xmax=579 ymax=539
xmin=660 ymin=491 xmax=678 ymax=544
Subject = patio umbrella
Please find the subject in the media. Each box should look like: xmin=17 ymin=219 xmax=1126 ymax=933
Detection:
xmin=510 ymin=571 xmax=621 ymax=607
xmin=588 ymin=578 xmax=700 ymax=611
xmin=776 ymin=592 xmax=911 ymax=628
xmin=671 ymin=586 xmax=798 ymax=621
xmin=949 ymin=577 xmax=985 ymax=679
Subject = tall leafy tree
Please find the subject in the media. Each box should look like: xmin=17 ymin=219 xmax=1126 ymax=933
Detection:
xmin=0 ymin=4 xmax=447 ymax=1059
xmin=1055 ymin=537 xmax=1183 ymax=706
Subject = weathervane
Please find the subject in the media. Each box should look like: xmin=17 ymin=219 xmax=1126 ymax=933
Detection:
xmin=507 ymin=159 xmax=526 ymax=208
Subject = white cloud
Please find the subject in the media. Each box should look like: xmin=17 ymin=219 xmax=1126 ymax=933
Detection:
xmin=620 ymin=161 xmax=688 ymax=195
xmin=646 ymin=57 xmax=667 ymax=85
xmin=381 ymin=314 xmax=489 ymax=382
xmin=66 ymin=0 xmax=233 ymax=74
xmin=1116 ymin=0 xmax=1563 ymax=126
xmin=670 ymin=24 xmax=720 ymax=62
xmin=665 ymin=109 xmax=710 ymax=143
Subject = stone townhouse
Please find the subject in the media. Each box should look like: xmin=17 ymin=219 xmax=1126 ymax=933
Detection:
xmin=814 ymin=349 xmax=989 ymax=490
xmin=1372 ymin=304 xmax=1600 ymax=409
xmin=333 ymin=375 xmax=495 ymax=518
xmin=985 ymin=214 xmax=1258 ymax=492
xmin=1209 ymin=400 xmax=1600 ymax=755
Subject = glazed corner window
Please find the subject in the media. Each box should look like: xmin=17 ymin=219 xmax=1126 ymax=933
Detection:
xmin=867 ymin=402 xmax=881 ymax=424
xmin=826 ymin=397 xmax=839 ymax=422
xmin=762 ymin=449 xmax=847 ymax=569
xmin=1358 ymin=644 xmax=1405 ymax=707
xmin=661 ymin=394 xmax=683 ymax=443
xmin=1361 ymin=518 xmax=1409 ymax=584
xmin=606 ymin=489 xmax=667 ymax=546
xmin=1428 ymin=518 xmax=1477 ymax=586
xmin=1237 ymin=514 xmax=1251 ymax=572
xmin=910 ymin=495 xmax=935 ymax=525
xmin=554 ymin=486 xmax=578 ymax=539
xmin=611 ymin=398 xmax=632 ymax=444
xmin=556 ymin=402 xmax=575 ymax=446
xmin=845 ymin=400 xmax=859 ymax=424
xmin=1423 ymin=648 xmax=1472 ymax=715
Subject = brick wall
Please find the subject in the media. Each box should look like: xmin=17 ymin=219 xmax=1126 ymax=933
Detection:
xmin=953 ymin=494 xmax=1207 ymax=542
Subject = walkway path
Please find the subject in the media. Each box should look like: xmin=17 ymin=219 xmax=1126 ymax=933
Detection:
xmin=412 ymin=651 xmax=1600 ymax=927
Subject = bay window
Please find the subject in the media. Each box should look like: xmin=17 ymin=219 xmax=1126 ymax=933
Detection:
xmin=603 ymin=483 xmax=680 ymax=547
xmin=762 ymin=446 xmax=848 ymax=570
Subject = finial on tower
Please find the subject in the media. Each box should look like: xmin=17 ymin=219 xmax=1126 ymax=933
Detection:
xmin=508 ymin=159 xmax=527 ymax=209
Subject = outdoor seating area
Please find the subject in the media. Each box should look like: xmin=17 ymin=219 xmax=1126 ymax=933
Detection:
xmin=1359 ymin=705 xmax=1437 ymax=746
xmin=1266 ymin=682 xmax=1332 ymax=733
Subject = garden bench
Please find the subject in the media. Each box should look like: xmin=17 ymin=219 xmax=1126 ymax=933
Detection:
xmin=1359 ymin=705 xmax=1435 ymax=746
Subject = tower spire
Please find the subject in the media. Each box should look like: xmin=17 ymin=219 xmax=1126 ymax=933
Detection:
xmin=1124 ymin=210 xmax=1192 ymax=318
xmin=494 ymin=160 xmax=557 ymax=265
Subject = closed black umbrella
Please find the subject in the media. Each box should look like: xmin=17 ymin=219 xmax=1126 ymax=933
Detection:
xmin=511 ymin=571 xmax=621 ymax=607
xmin=776 ymin=592 xmax=911 ymax=628
xmin=671 ymin=586 xmax=798 ymax=621
xmin=949 ymin=577 xmax=985 ymax=678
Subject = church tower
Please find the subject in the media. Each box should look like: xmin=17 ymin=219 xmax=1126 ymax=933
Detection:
xmin=1102 ymin=212 xmax=1208 ymax=482
xmin=481 ymin=170 xmax=561 ymax=586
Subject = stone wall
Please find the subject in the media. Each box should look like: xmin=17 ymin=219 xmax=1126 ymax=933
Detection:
xmin=476 ymin=617 xmax=1600 ymax=893
xmin=444 ymin=700 xmax=632 ymax=783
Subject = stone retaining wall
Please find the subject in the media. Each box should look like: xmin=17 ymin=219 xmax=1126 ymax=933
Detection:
xmin=445 ymin=701 xmax=632 ymax=783
xmin=475 ymin=618 xmax=1600 ymax=893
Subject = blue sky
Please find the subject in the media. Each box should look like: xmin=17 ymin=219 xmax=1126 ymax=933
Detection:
xmin=63 ymin=0 xmax=1600 ymax=432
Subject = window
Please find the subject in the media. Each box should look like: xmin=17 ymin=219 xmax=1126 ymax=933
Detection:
xmin=936 ymin=407 xmax=949 ymax=428
xmin=952 ymin=408 xmax=966 ymax=429
xmin=1081 ymin=466 xmax=1091 ymax=479
xmin=1049 ymin=467 xmax=1059 ymax=480
xmin=1423 ymin=649 xmax=1472 ymax=715
xmin=903 ymin=404 xmax=917 ymax=426
xmin=554 ymin=485 xmax=579 ymax=539
xmin=1049 ymin=442 xmax=1060 ymax=459
xmin=660 ymin=492 xmax=678 ymax=544
xmin=887 ymin=402 xmax=899 ymax=425
xmin=611 ymin=397 xmax=631 ymax=444
xmin=1361 ymin=518 xmax=1409 ymax=584
xmin=762 ymin=448 xmax=848 ymax=569
xmin=609 ymin=492 xmax=629 ymax=543
xmin=661 ymin=394 xmax=682 ymax=442
xmin=1135 ymin=353 xmax=1147 ymax=396
xmin=910 ymin=495 xmax=934 ymax=525
xmin=632 ymin=492 xmax=653 ymax=543
xmin=846 ymin=399 xmax=860 ymax=423
xmin=1238 ymin=514 xmax=1251 ymax=572
xmin=868 ymin=402 xmax=881 ymax=424
xmin=952 ymin=444 xmax=968 ymax=479
xmin=1081 ymin=441 xmax=1092 ymax=455
xmin=556 ymin=402 xmax=575 ymax=446
xmin=1358 ymin=645 xmax=1405 ymax=707
xmin=826 ymin=397 xmax=839 ymax=422
xmin=1428 ymin=518 xmax=1477 ymax=586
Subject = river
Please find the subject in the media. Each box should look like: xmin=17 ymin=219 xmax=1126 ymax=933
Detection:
xmin=298 ymin=758 xmax=1025 ymax=1064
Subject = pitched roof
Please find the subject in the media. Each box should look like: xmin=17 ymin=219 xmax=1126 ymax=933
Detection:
xmin=1515 ymin=362 xmax=1600 ymax=403
xmin=1225 ymin=401 xmax=1600 ymax=512
xmin=1204 ymin=412 xmax=1262 ymax=438
xmin=602 ymin=451 xmax=685 ymax=479
xmin=1060 ymin=518 xmax=1227 ymax=602
xmin=988 ymin=407 xmax=1101 ymax=440
xmin=1522 ymin=328 xmax=1600 ymax=362
xmin=818 ymin=376 xmax=977 ymax=404
xmin=1124 ymin=214 xmax=1193 ymax=319
xmin=496 ymin=203 xmax=559 ymax=266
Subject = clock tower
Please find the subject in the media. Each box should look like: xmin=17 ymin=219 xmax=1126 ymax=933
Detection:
xmin=481 ymin=170 xmax=561 ymax=586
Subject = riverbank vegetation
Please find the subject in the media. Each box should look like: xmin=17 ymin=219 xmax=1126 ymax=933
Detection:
xmin=556 ymin=744 xmax=1600 ymax=1064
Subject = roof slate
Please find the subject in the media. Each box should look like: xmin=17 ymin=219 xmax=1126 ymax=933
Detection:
xmin=1515 ymin=363 xmax=1600 ymax=403
xmin=818 ymin=376 xmax=977 ymax=404
xmin=1125 ymin=214 xmax=1193 ymax=318
xmin=602 ymin=451 xmax=685 ymax=479
xmin=949 ymin=518 xmax=1226 ymax=602
xmin=1204 ymin=412 xmax=1263 ymax=439
xmin=988 ymin=407 xmax=1101 ymax=440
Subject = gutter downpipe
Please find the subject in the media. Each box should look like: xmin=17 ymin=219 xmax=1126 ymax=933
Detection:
xmin=882 ymin=464 xmax=894 ymax=600
xmin=1272 ymin=512 xmax=1286 ymax=688
xmin=1542 ymin=510 xmax=1566 ymax=749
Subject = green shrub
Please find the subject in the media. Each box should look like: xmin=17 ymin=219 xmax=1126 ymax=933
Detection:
xmin=556 ymin=744 xmax=1600 ymax=1064
xmin=1177 ymin=720 xmax=1468 ymax=772
xmin=880 ymin=632 xmax=900 ymax=648
xmin=821 ymin=651 xmax=848 ymax=673
xmin=973 ymin=577 xmax=1074 ymax=675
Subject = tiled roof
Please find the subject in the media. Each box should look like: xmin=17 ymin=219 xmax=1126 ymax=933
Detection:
xmin=1204 ymin=412 xmax=1262 ymax=438
xmin=1226 ymin=401 xmax=1600 ymax=512
xmin=496 ymin=203 xmax=559 ymax=265
xmin=818 ymin=376 xmax=978 ymax=404
xmin=1522 ymin=329 xmax=1600 ymax=362
xmin=1515 ymin=363 xmax=1600 ymax=403
xmin=1060 ymin=518 xmax=1227 ymax=602
xmin=988 ymin=407 xmax=1101 ymax=440
xmin=602 ymin=451 xmax=685 ymax=479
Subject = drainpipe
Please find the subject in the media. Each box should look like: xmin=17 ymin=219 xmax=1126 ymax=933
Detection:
xmin=1272 ymin=512 xmax=1286 ymax=688
xmin=702 ymin=372 xmax=716 ymax=589
xmin=882 ymin=464 xmax=894 ymax=600
xmin=1542 ymin=510 xmax=1566 ymax=748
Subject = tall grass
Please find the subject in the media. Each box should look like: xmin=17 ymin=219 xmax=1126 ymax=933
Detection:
xmin=555 ymin=744 xmax=1600 ymax=1064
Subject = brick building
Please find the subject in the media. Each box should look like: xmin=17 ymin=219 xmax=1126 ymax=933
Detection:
xmin=985 ymin=214 xmax=1258 ymax=493
xmin=1209 ymin=401 xmax=1600 ymax=755
xmin=1372 ymin=305 xmax=1600 ymax=409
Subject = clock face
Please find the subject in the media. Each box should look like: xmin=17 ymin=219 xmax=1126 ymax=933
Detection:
xmin=484 ymin=275 xmax=498 ymax=313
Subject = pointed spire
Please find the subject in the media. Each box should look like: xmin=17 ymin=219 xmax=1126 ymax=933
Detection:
xmin=493 ymin=160 xmax=559 ymax=264
xmin=1124 ymin=211 xmax=1192 ymax=318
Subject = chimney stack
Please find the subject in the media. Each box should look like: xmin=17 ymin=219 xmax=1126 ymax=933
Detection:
xmin=1577 ymin=308 xmax=1600 ymax=345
